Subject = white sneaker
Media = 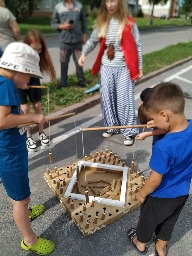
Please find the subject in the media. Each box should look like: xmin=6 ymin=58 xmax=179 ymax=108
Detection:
xmin=26 ymin=137 xmax=37 ymax=152
xmin=124 ymin=136 xmax=134 ymax=146
xmin=102 ymin=130 xmax=114 ymax=138
xmin=38 ymin=132 xmax=49 ymax=146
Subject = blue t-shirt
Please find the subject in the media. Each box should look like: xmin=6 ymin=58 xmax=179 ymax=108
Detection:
xmin=0 ymin=76 xmax=27 ymax=152
xmin=149 ymin=120 xmax=192 ymax=198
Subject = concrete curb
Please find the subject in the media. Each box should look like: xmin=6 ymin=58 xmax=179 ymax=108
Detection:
xmin=33 ymin=56 xmax=192 ymax=133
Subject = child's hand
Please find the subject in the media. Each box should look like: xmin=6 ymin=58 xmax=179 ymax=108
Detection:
xmin=136 ymin=133 xmax=148 ymax=140
xmin=78 ymin=54 xmax=85 ymax=67
xmin=147 ymin=120 xmax=156 ymax=128
xmin=136 ymin=191 xmax=146 ymax=204
xmin=33 ymin=114 xmax=47 ymax=125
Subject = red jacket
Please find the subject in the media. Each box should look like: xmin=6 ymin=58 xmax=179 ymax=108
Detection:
xmin=92 ymin=17 xmax=139 ymax=81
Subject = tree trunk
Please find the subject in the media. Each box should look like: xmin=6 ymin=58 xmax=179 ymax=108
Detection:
xmin=148 ymin=2 xmax=155 ymax=26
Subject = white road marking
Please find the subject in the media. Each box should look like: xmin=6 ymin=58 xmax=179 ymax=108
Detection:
xmin=29 ymin=64 xmax=192 ymax=160
xmin=175 ymin=76 xmax=192 ymax=85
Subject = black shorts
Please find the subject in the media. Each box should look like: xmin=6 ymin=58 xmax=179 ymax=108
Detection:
xmin=18 ymin=87 xmax=42 ymax=104
xmin=136 ymin=195 xmax=189 ymax=243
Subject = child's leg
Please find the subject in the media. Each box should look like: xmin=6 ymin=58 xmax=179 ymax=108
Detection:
xmin=32 ymin=101 xmax=44 ymax=133
xmin=155 ymin=240 xmax=167 ymax=256
xmin=11 ymin=197 xmax=38 ymax=246
xmin=20 ymin=103 xmax=31 ymax=137
xmin=154 ymin=195 xmax=188 ymax=256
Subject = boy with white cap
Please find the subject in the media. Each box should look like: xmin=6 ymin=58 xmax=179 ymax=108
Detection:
xmin=0 ymin=42 xmax=55 ymax=255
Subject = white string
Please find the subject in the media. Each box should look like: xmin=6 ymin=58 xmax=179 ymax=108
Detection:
xmin=81 ymin=131 xmax=85 ymax=157
xmin=73 ymin=115 xmax=78 ymax=158
xmin=47 ymin=87 xmax=51 ymax=144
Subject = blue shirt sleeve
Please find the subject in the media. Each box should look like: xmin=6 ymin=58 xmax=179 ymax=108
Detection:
xmin=0 ymin=78 xmax=19 ymax=106
xmin=149 ymin=145 xmax=170 ymax=175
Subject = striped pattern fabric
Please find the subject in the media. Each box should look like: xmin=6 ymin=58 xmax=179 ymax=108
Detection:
xmin=82 ymin=20 xmax=142 ymax=69
xmin=102 ymin=18 xmax=126 ymax=67
xmin=100 ymin=65 xmax=138 ymax=137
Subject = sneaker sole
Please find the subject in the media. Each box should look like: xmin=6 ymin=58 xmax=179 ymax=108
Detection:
xmin=27 ymin=147 xmax=38 ymax=152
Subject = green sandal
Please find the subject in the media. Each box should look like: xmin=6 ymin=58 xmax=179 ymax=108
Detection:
xmin=21 ymin=237 xmax=55 ymax=255
xmin=29 ymin=204 xmax=45 ymax=221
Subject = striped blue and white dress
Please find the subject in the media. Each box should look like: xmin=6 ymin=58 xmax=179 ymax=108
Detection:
xmin=82 ymin=18 xmax=142 ymax=137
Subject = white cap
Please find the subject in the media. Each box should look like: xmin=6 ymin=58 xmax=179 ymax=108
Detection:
xmin=0 ymin=42 xmax=43 ymax=78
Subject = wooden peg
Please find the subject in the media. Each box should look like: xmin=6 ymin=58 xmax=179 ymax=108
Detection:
xmin=122 ymin=161 xmax=126 ymax=167
xmin=109 ymin=151 xmax=112 ymax=157
xmin=100 ymin=149 xmax=103 ymax=155
xmin=59 ymin=186 xmax=63 ymax=194
xmin=85 ymin=190 xmax=89 ymax=204
xmin=67 ymin=196 xmax=71 ymax=203
xmin=49 ymin=173 xmax=53 ymax=180
xmin=93 ymin=216 xmax=98 ymax=224
xmin=102 ymin=158 xmax=105 ymax=164
xmin=135 ymin=171 xmax=139 ymax=177
xmin=91 ymin=199 xmax=95 ymax=207
xmin=62 ymin=178 xmax=66 ymax=187
xmin=140 ymin=176 xmax=145 ymax=183
xmin=83 ymin=203 xmax=86 ymax=212
xmin=85 ymin=220 xmax=90 ymax=229
xmin=76 ymin=166 xmax=80 ymax=180
xmin=69 ymin=166 xmax=73 ymax=172
xmin=128 ymin=189 xmax=133 ymax=196
xmin=54 ymin=166 xmax=58 ymax=172
xmin=84 ymin=155 xmax=88 ymax=160
xmin=56 ymin=181 xmax=60 ymax=189
xmin=71 ymin=200 xmax=74 ymax=209
xmin=46 ymin=166 xmax=50 ymax=175
xmin=89 ymin=153 xmax=93 ymax=159
xmin=67 ymin=171 xmax=70 ymax=178
xmin=95 ymin=151 xmax=98 ymax=156
xmin=52 ymin=179 xmax=56 ymax=184
xmin=108 ymin=157 xmax=111 ymax=162
xmin=56 ymin=170 xmax=60 ymax=177
xmin=130 ymin=160 xmax=134 ymax=173
xmin=101 ymin=213 xmax=106 ymax=220
xmin=80 ymin=212 xmax=84 ymax=222
xmin=49 ymin=151 xmax=53 ymax=164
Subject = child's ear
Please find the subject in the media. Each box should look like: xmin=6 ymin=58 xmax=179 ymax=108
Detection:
xmin=160 ymin=111 xmax=169 ymax=122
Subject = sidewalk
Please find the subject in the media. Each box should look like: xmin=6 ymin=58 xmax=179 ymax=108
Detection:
xmin=44 ymin=56 xmax=192 ymax=127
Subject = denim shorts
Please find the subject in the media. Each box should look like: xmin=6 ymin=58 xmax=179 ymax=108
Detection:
xmin=0 ymin=150 xmax=30 ymax=201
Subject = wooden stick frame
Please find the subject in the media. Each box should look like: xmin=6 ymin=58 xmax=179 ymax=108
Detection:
xmin=28 ymin=85 xmax=49 ymax=89
xmin=18 ymin=112 xmax=75 ymax=128
xmin=80 ymin=124 xmax=147 ymax=132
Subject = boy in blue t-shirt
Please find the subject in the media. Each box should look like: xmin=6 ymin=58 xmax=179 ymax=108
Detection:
xmin=127 ymin=82 xmax=192 ymax=256
xmin=0 ymin=42 xmax=55 ymax=255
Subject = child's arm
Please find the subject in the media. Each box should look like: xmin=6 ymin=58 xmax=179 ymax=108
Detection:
xmin=136 ymin=128 xmax=166 ymax=141
xmin=136 ymin=170 xmax=163 ymax=203
xmin=0 ymin=106 xmax=46 ymax=129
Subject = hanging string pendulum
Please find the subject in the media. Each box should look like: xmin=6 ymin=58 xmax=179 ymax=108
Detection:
xmin=46 ymin=85 xmax=53 ymax=165
xmin=73 ymin=114 xmax=78 ymax=159
xmin=81 ymin=130 xmax=85 ymax=158
xmin=80 ymin=130 xmax=86 ymax=183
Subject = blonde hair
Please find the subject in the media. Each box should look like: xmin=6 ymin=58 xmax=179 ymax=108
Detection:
xmin=96 ymin=0 xmax=130 ymax=39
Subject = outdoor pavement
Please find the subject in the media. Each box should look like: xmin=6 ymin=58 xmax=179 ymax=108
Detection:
xmin=0 ymin=58 xmax=192 ymax=256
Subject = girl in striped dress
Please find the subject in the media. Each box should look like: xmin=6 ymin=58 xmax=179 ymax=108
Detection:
xmin=78 ymin=0 xmax=143 ymax=145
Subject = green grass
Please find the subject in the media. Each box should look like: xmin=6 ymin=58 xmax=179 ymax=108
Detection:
xmin=143 ymin=42 xmax=192 ymax=74
xmin=39 ymin=41 xmax=192 ymax=114
xmin=136 ymin=17 xmax=191 ymax=27
xmin=19 ymin=17 xmax=191 ymax=35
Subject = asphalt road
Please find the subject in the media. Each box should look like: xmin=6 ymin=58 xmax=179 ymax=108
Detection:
xmin=43 ymin=26 xmax=192 ymax=82
xmin=0 ymin=60 xmax=191 ymax=256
